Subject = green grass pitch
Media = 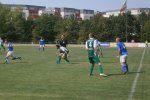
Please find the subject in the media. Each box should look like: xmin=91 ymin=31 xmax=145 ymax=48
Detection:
xmin=0 ymin=46 xmax=149 ymax=100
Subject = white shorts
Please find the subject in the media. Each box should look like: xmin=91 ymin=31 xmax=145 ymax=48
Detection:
xmin=40 ymin=45 xmax=45 ymax=48
xmin=120 ymin=54 xmax=128 ymax=63
xmin=6 ymin=51 xmax=14 ymax=57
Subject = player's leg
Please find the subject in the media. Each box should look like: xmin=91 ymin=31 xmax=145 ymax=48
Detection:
xmin=98 ymin=63 xmax=107 ymax=76
xmin=120 ymin=55 xmax=128 ymax=74
xmin=42 ymin=45 xmax=45 ymax=51
xmin=11 ymin=52 xmax=22 ymax=60
xmin=94 ymin=55 xmax=107 ymax=76
xmin=5 ymin=51 xmax=11 ymax=64
xmin=56 ymin=53 xmax=62 ymax=64
xmin=39 ymin=45 xmax=41 ymax=51
xmin=89 ymin=57 xmax=94 ymax=76
xmin=64 ymin=53 xmax=70 ymax=63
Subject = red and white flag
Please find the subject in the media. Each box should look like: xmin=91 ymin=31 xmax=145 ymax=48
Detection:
xmin=120 ymin=0 xmax=127 ymax=15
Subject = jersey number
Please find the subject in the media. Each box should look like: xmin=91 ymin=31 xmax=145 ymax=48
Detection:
xmin=89 ymin=41 xmax=93 ymax=47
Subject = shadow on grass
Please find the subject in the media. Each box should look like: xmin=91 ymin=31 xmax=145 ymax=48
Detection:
xmin=14 ymin=61 xmax=29 ymax=64
xmin=102 ymin=61 xmax=116 ymax=63
xmin=108 ymin=71 xmax=145 ymax=76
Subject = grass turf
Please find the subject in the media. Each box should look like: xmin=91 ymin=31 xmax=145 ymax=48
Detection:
xmin=0 ymin=46 xmax=149 ymax=100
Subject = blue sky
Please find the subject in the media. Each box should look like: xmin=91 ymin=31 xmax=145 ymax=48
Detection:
xmin=0 ymin=0 xmax=150 ymax=11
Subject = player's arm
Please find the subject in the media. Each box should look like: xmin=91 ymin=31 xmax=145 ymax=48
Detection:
xmin=117 ymin=44 xmax=121 ymax=57
xmin=85 ymin=41 xmax=88 ymax=50
xmin=94 ymin=40 xmax=98 ymax=55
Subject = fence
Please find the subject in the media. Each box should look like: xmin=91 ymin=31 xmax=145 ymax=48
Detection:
xmin=12 ymin=42 xmax=148 ymax=48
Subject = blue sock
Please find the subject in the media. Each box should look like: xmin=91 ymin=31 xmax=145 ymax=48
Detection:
xmin=122 ymin=64 xmax=127 ymax=73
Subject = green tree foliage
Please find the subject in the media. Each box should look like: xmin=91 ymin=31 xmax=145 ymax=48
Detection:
xmin=0 ymin=4 xmax=150 ymax=43
xmin=33 ymin=14 xmax=62 ymax=42
xmin=142 ymin=20 xmax=150 ymax=42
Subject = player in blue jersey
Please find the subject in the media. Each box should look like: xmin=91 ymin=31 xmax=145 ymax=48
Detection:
xmin=116 ymin=37 xmax=129 ymax=74
xmin=5 ymin=40 xmax=21 ymax=64
xmin=39 ymin=37 xmax=45 ymax=51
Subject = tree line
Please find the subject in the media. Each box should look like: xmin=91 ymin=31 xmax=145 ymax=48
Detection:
xmin=0 ymin=4 xmax=150 ymax=43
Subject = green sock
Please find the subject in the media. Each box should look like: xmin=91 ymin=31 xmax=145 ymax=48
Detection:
xmin=57 ymin=56 xmax=61 ymax=64
xmin=90 ymin=65 xmax=94 ymax=75
xmin=98 ymin=65 xmax=103 ymax=74
xmin=65 ymin=58 xmax=70 ymax=63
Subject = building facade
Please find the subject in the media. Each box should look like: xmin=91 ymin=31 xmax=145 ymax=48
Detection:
xmin=42 ymin=7 xmax=94 ymax=20
xmin=80 ymin=9 xmax=94 ymax=20
xmin=3 ymin=4 xmax=46 ymax=19
xmin=103 ymin=8 xmax=150 ymax=17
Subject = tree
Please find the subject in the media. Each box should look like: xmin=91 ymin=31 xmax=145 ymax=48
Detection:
xmin=142 ymin=20 xmax=150 ymax=42
xmin=33 ymin=14 xmax=62 ymax=42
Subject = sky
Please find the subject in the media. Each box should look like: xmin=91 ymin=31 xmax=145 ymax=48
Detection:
xmin=0 ymin=0 xmax=150 ymax=12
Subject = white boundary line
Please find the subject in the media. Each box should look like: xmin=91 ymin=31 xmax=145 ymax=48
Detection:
xmin=128 ymin=47 xmax=146 ymax=100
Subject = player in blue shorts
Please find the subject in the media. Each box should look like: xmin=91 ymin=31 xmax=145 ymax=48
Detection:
xmin=5 ymin=40 xmax=21 ymax=64
xmin=39 ymin=37 xmax=45 ymax=51
xmin=116 ymin=37 xmax=129 ymax=74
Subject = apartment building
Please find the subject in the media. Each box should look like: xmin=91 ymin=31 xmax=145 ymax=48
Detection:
xmin=103 ymin=8 xmax=150 ymax=17
xmin=3 ymin=4 xmax=46 ymax=19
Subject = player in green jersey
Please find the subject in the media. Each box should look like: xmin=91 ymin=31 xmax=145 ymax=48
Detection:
xmin=85 ymin=33 xmax=107 ymax=76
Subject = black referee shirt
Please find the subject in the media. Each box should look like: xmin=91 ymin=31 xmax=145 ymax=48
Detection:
xmin=58 ymin=39 xmax=68 ymax=47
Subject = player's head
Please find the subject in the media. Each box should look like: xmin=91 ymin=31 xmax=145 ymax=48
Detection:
xmin=56 ymin=44 xmax=60 ymax=49
xmin=89 ymin=33 xmax=94 ymax=38
xmin=116 ymin=37 xmax=121 ymax=43
xmin=61 ymin=34 xmax=65 ymax=40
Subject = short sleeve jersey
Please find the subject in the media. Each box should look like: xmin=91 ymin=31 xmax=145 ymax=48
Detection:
xmin=117 ymin=42 xmax=128 ymax=55
xmin=7 ymin=42 xmax=13 ymax=51
xmin=86 ymin=38 xmax=97 ymax=57
xmin=59 ymin=39 xmax=68 ymax=47
xmin=39 ymin=39 xmax=45 ymax=45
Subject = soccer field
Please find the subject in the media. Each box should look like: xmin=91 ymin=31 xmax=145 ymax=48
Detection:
xmin=0 ymin=46 xmax=149 ymax=100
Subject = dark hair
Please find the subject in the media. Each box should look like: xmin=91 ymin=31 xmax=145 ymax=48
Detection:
xmin=89 ymin=33 xmax=94 ymax=38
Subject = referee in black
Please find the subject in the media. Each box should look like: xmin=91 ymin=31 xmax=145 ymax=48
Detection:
xmin=57 ymin=35 xmax=68 ymax=47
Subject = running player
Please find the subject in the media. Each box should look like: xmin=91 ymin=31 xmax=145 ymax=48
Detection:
xmin=39 ymin=37 xmax=45 ymax=51
xmin=56 ymin=44 xmax=70 ymax=64
xmin=5 ymin=40 xmax=22 ymax=64
xmin=116 ymin=37 xmax=129 ymax=74
xmin=85 ymin=33 xmax=107 ymax=76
